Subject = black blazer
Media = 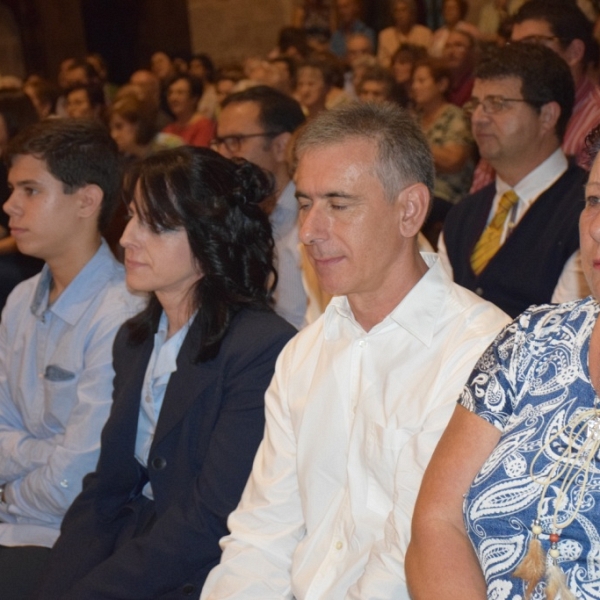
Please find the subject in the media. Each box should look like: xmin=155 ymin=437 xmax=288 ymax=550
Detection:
xmin=36 ymin=307 xmax=295 ymax=600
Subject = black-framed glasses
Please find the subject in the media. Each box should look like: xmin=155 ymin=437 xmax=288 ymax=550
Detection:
xmin=463 ymin=95 xmax=543 ymax=117
xmin=210 ymin=132 xmax=281 ymax=153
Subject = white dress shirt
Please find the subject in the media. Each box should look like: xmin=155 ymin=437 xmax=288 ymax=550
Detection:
xmin=201 ymin=254 xmax=509 ymax=600
xmin=438 ymin=149 xmax=590 ymax=303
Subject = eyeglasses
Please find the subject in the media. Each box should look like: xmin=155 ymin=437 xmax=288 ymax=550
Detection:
xmin=508 ymin=35 xmax=568 ymax=47
xmin=463 ymin=95 xmax=543 ymax=117
xmin=210 ymin=132 xmax=280 ymax=153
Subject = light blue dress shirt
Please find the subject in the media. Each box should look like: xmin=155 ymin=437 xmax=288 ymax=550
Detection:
xmin=0 ymin=240 xmax=143 ymax=547
xmin=135 ymin=310 xmax=193 ymax=500
xmin=271 ymin=181 xmax=306 ymax=329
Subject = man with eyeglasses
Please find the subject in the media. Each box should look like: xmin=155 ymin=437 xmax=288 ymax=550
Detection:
xmin=213 ymin=86 xmax=307 ymax=329
xmin=470 ymin=0 xmax=600 ymax=192
xmin=438 ymin=43 xmax=589 ymax=318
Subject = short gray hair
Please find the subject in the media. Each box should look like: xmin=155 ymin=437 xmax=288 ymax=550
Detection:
xmin=295 ymin=102 xmax=434 ymax=202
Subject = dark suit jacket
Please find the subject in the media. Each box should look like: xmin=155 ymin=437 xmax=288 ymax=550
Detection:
xmin=36 ymin=307 xmax=296 ymax=600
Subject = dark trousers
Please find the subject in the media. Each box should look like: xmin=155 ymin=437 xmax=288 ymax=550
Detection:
xmin=0 ymin=545 xmax=51 ymax=600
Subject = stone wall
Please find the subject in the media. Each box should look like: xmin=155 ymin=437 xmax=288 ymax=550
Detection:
xmin=188 ymin=0 xmax=293 ymax=64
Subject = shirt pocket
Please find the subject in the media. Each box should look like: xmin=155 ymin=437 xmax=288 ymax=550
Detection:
xmin=43 ymin=366 xmax=79 ymax=430
xmin=366 ymin=422 xmax=413 ymax=516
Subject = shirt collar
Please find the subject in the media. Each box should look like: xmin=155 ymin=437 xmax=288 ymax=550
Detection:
xmin=496 ymin=147 xmax=568 ymax=208
xmin=323 ymin=253 xmax=449 ymax=346
xmin=31 ymin=239 xmax=120 ymax=325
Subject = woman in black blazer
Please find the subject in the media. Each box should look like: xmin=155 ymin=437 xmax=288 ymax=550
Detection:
xmin=36 ymin=147 xmax=296 ymax=599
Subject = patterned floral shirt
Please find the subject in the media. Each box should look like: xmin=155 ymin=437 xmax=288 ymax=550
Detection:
xmin=460 ymin=297 xmax=600 ymax=599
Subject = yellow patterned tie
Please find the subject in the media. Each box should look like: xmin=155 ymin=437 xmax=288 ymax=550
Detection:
xmin=470 ymin=190 xmax=519 ymax=275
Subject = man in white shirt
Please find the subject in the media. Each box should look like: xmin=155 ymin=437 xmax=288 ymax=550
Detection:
xmin=213 ymin=86 xmax=307 ymax=329
xmin=201 ymin=102 xmax=509 ymax=600
xmin=439 ymin=42 xmax=589 ymax=317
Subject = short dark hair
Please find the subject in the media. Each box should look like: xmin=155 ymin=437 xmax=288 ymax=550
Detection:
xmin=222 ymin=85 xmax=306 ymax=135
xmin=167 ymin=74 xmax=204 ymax=100
xmin=296 ymin=102 xmax=435 ymax=202
xmin=513 ymin=0 xmax=599 ymax=67
xmin=475 ymin=43 xmax=575 ymax=142
xmin=0 ymin=89 xmax=38 ymax=140
xmin=123 ymin=146 xmax=276 ymax=361
xmin=6 ymin=118 xmax=121 ymax=233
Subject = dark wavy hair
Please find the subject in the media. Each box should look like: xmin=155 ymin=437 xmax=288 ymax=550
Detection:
xmin=124 ymin=146 xmax=276 ymax=362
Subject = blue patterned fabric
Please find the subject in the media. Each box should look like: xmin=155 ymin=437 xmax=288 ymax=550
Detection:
xmin=460 ymin=297 xmax=600 ymax=599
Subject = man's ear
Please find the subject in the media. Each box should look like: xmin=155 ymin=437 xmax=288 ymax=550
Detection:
xmin=398 ymin=182 xmax=430 ymax=238
xmin=77 ymin=183 xmax=103 ymax=220
xmin=539 ymin=101 xmax=560 ymax=137
xmin=272 ymin=131 xmax=293 ymax=163
xmin=562 ymin=38 xmax=585 ymax=69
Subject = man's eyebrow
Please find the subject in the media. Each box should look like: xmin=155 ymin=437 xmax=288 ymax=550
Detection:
xmin=586 ymin=182 xmax=600 ymax=191
xmin=295 ymin=190 xmax=357 ymax=200
xmin=9 ymin=179 xmax=40 ymax=187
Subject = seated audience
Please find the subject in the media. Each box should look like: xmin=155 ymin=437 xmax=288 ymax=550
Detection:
xmin=22 ymin=76 xmax=59 ymax=120
xmin=292 ymin=0 xmax=335 ymax=51
xmin=378 ymin=0 xmax=433 ymax=67
xmin=390 ymin=43 xmax=428 ymax=107
xmin=439 ymin=44 xmax=588 ymax=318
xmin=214 ymin=66 xmax=245 ymax=107
xmin=330 ymin=0 xmax=375 ymax=59
xmin=0 ymin=119 xmax=141 ymax=600
xmin=200 ymin=102 xmax=508 ymax=600
xmin=162 ymin=74 xmax=215 ymax=147
xmin=442 ymin=29 xmax=477 ymax=107
xmin=109 ymin=95 xmax=182 ymax=161
xmin=35 ymin=146 xmax=295 ymax=599
xmin=129 ymin=69 xmax=173 ymax=130
xmin=189 ymin=53 xmax=219 ymax=120
xmin=296 ymin=59 xmax=334 ymax=117
xmin=430 ymin=0 xmax=481 ymax=57
xmin=65 ymin=82 xmax=106 ymax=121
xmin=412 ymin=57 xmax=475 ymax=206
xmin=407 ymin=122 xmax=600 ymax=600
xmin=356 ymin=65 xmax=400 ymax=104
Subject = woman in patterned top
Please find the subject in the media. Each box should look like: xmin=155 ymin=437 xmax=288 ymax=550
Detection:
xmin=406 ymin=124 xmax=600 ymax=599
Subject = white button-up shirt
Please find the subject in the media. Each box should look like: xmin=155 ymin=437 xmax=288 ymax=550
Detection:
xmin=201 ymin=254 xmax=510 ymax=600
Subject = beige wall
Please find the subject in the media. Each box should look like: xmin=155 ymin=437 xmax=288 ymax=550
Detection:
xmin=188 ymin=0 xmax=293 ymax=64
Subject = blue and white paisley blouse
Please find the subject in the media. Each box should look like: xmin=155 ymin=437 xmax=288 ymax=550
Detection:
xmin=460 ymin=297 xmax=600 ymax=600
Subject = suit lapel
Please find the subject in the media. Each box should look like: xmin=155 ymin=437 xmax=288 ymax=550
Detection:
xmin=151 ymin=318 xmax=219 ymax=447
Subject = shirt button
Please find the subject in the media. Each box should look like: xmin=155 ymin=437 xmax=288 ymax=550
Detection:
xmin=475 ymin=287 xmax=484 ymax=296
xmin=335 ymin=541 xmax=343 ymax=550
xmin=358 ymin=340 xmax=365 ymax=347
xmin=145 ymin=394 xmax=152 ymax=403
xmin=59 ymin=479 xmax=69 ymax=488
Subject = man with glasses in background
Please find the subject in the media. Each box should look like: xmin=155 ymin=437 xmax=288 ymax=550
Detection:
xmin=438 ymin=43 xmax=589 ymax=318
xmin=470 ymin=0 xmax=600 ymax=191
xmin=213 ymin=86 xmax=308 ymax=328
